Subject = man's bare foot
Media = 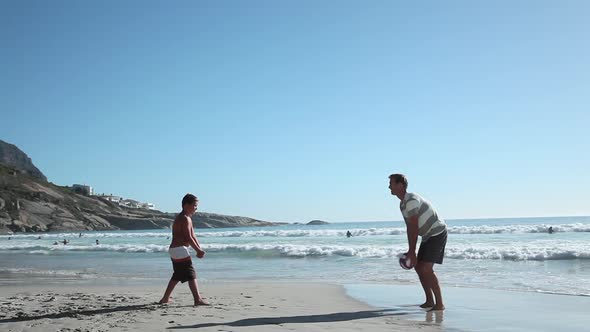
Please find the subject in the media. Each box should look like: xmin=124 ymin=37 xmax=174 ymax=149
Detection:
xmin=428 ymin=305 xmax=445 ymax=311
xmin=194 ymin=299 xmax=210 ymax=306
xmin=158 ymin=298 xmax=172 ymax=304
xmin=420 ymin=302 xmax=434 ymax=308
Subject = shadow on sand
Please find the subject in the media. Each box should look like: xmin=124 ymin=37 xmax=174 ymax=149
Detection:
xmin=0 ymin=303 xmax=157 ymax=323
xmin=168 ymin=309 xmax=410 ymax=329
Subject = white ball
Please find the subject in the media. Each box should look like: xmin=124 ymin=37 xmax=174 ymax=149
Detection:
xmin=399 ymin=254 xmax=412 ymax=270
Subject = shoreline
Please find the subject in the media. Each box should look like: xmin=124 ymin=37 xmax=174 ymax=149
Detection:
xmin=0 ymin=280 xmax=440 ymax=332
xmin=346 ymin=283 xmax=590 ymax=332
xmin=2 ymin=275 xmax=589 ymax=331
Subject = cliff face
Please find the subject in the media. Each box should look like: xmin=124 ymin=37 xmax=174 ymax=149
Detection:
xmin=0 ymin=142 xmax=277 ymax=234
xmin=0 ymin=140 xmax=47 ymax=182
xmin=0 ymin=162 xmax=114 ymax=233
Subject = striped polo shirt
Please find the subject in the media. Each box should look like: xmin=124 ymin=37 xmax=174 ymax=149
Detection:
xmin=400 ymin=192 xmax=447 ymax=241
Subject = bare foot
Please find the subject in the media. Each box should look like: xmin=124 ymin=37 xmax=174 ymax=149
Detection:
xmin=420 ymin=302 xmax=434 ymax=308
xmin=428 ymin=305 xmax=445 ymax=311
xmin=194 ymin=299 xmax=210 ymax=306
xmin=158 ymin=298 xmax=172 ymax=304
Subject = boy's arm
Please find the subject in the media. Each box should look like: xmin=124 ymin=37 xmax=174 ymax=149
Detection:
xmin=187 ymin=219 xmax=204 ymax=254
xmin=179 ymin=216 xmax=201 ymax=252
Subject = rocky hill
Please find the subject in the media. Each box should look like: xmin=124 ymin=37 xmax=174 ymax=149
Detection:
xmin=0 ymin=141 xmax=278 ymax=234
xmin=0 ymin=139 xmax=47 ymax=181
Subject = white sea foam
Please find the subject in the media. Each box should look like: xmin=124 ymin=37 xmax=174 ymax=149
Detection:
xmin=28 ymin=250 xmax=50 ymax=255
xmin=1 ymin=223 xmax=588 ymax=240
xmin=0 ymin=243 xmax=169 ymax=253
xmin=2 ymin=241 xmax=589 ymax=261
xmin=0 ymin=267 xmax=95 ymax=277
xmin=445 ymin=245 xmax=590 ymax=261
xmin=203 ymin=243 xmax=590 ymax=260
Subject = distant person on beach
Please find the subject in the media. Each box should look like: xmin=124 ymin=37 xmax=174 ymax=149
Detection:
xmin=389 ymin=173 xmax=447 ymax=311
xmin=79 ymin=233 xmax=82 ymax=237
xmin=548 ymin=226 xmax=554 ymax=234
xmin=159 ymin=193 xmax=208 ymax=306
xmin=346 ymin=231 xmax=352 ymax=238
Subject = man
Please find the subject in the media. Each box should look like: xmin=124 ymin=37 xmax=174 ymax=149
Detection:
xmin=389 ymin=174 xmax=447 ymax=311
xmin=159 ymin=193 xmax=209 ymax=306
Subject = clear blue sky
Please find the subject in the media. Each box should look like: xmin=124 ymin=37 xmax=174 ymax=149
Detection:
xmin=2 ymin=1 xmax=589 ymax=222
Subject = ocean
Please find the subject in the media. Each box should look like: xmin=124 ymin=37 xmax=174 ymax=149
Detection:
xmin=1 ymin=216 xmax=589 ymax=298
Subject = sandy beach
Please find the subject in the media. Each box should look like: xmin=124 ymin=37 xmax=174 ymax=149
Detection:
xmin=0 ymin=281 xmax=440 ymax=332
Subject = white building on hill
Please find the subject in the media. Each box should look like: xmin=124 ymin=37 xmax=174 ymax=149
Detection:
xmin=72 ymin=184 xmax=93 ymax=196
xmin=97 ymin=194 xmax=155 ymax=210
xmin=98 ymin=194 xmax=121 ymax=203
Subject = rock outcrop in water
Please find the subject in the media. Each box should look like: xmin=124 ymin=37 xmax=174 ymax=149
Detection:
xmin=307 ymin=220 xmax=330 ymax=225
xmin=0 ymin=140 xmax=278 ymax=234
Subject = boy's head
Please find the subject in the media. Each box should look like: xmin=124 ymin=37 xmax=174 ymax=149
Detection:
xmin=182 ymin=193 xmax=199 ymax=215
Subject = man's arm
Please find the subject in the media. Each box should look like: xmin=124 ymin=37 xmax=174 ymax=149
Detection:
xmin=404 ymin=199 xmax=421 ymax=267
xmin=406 ymin=215 xmax=419 ymax=255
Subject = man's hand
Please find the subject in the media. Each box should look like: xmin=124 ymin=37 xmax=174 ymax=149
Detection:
xmin=196 ymin=249 xmax=206 ymax=259
xmin=407 ymin=251 xmax=417 ymax=268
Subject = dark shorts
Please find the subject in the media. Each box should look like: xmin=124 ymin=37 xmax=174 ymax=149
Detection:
xmin=171 ymin=259 xmax=196 ymax=283
xmin=418 ymin=230 xmax=447 ymax=264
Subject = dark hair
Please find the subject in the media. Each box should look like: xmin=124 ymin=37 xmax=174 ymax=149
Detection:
xmin=389 ymin=173 xmax=408 ymax=188
xmin=182 ymin=193 xmax=198 ymax=207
